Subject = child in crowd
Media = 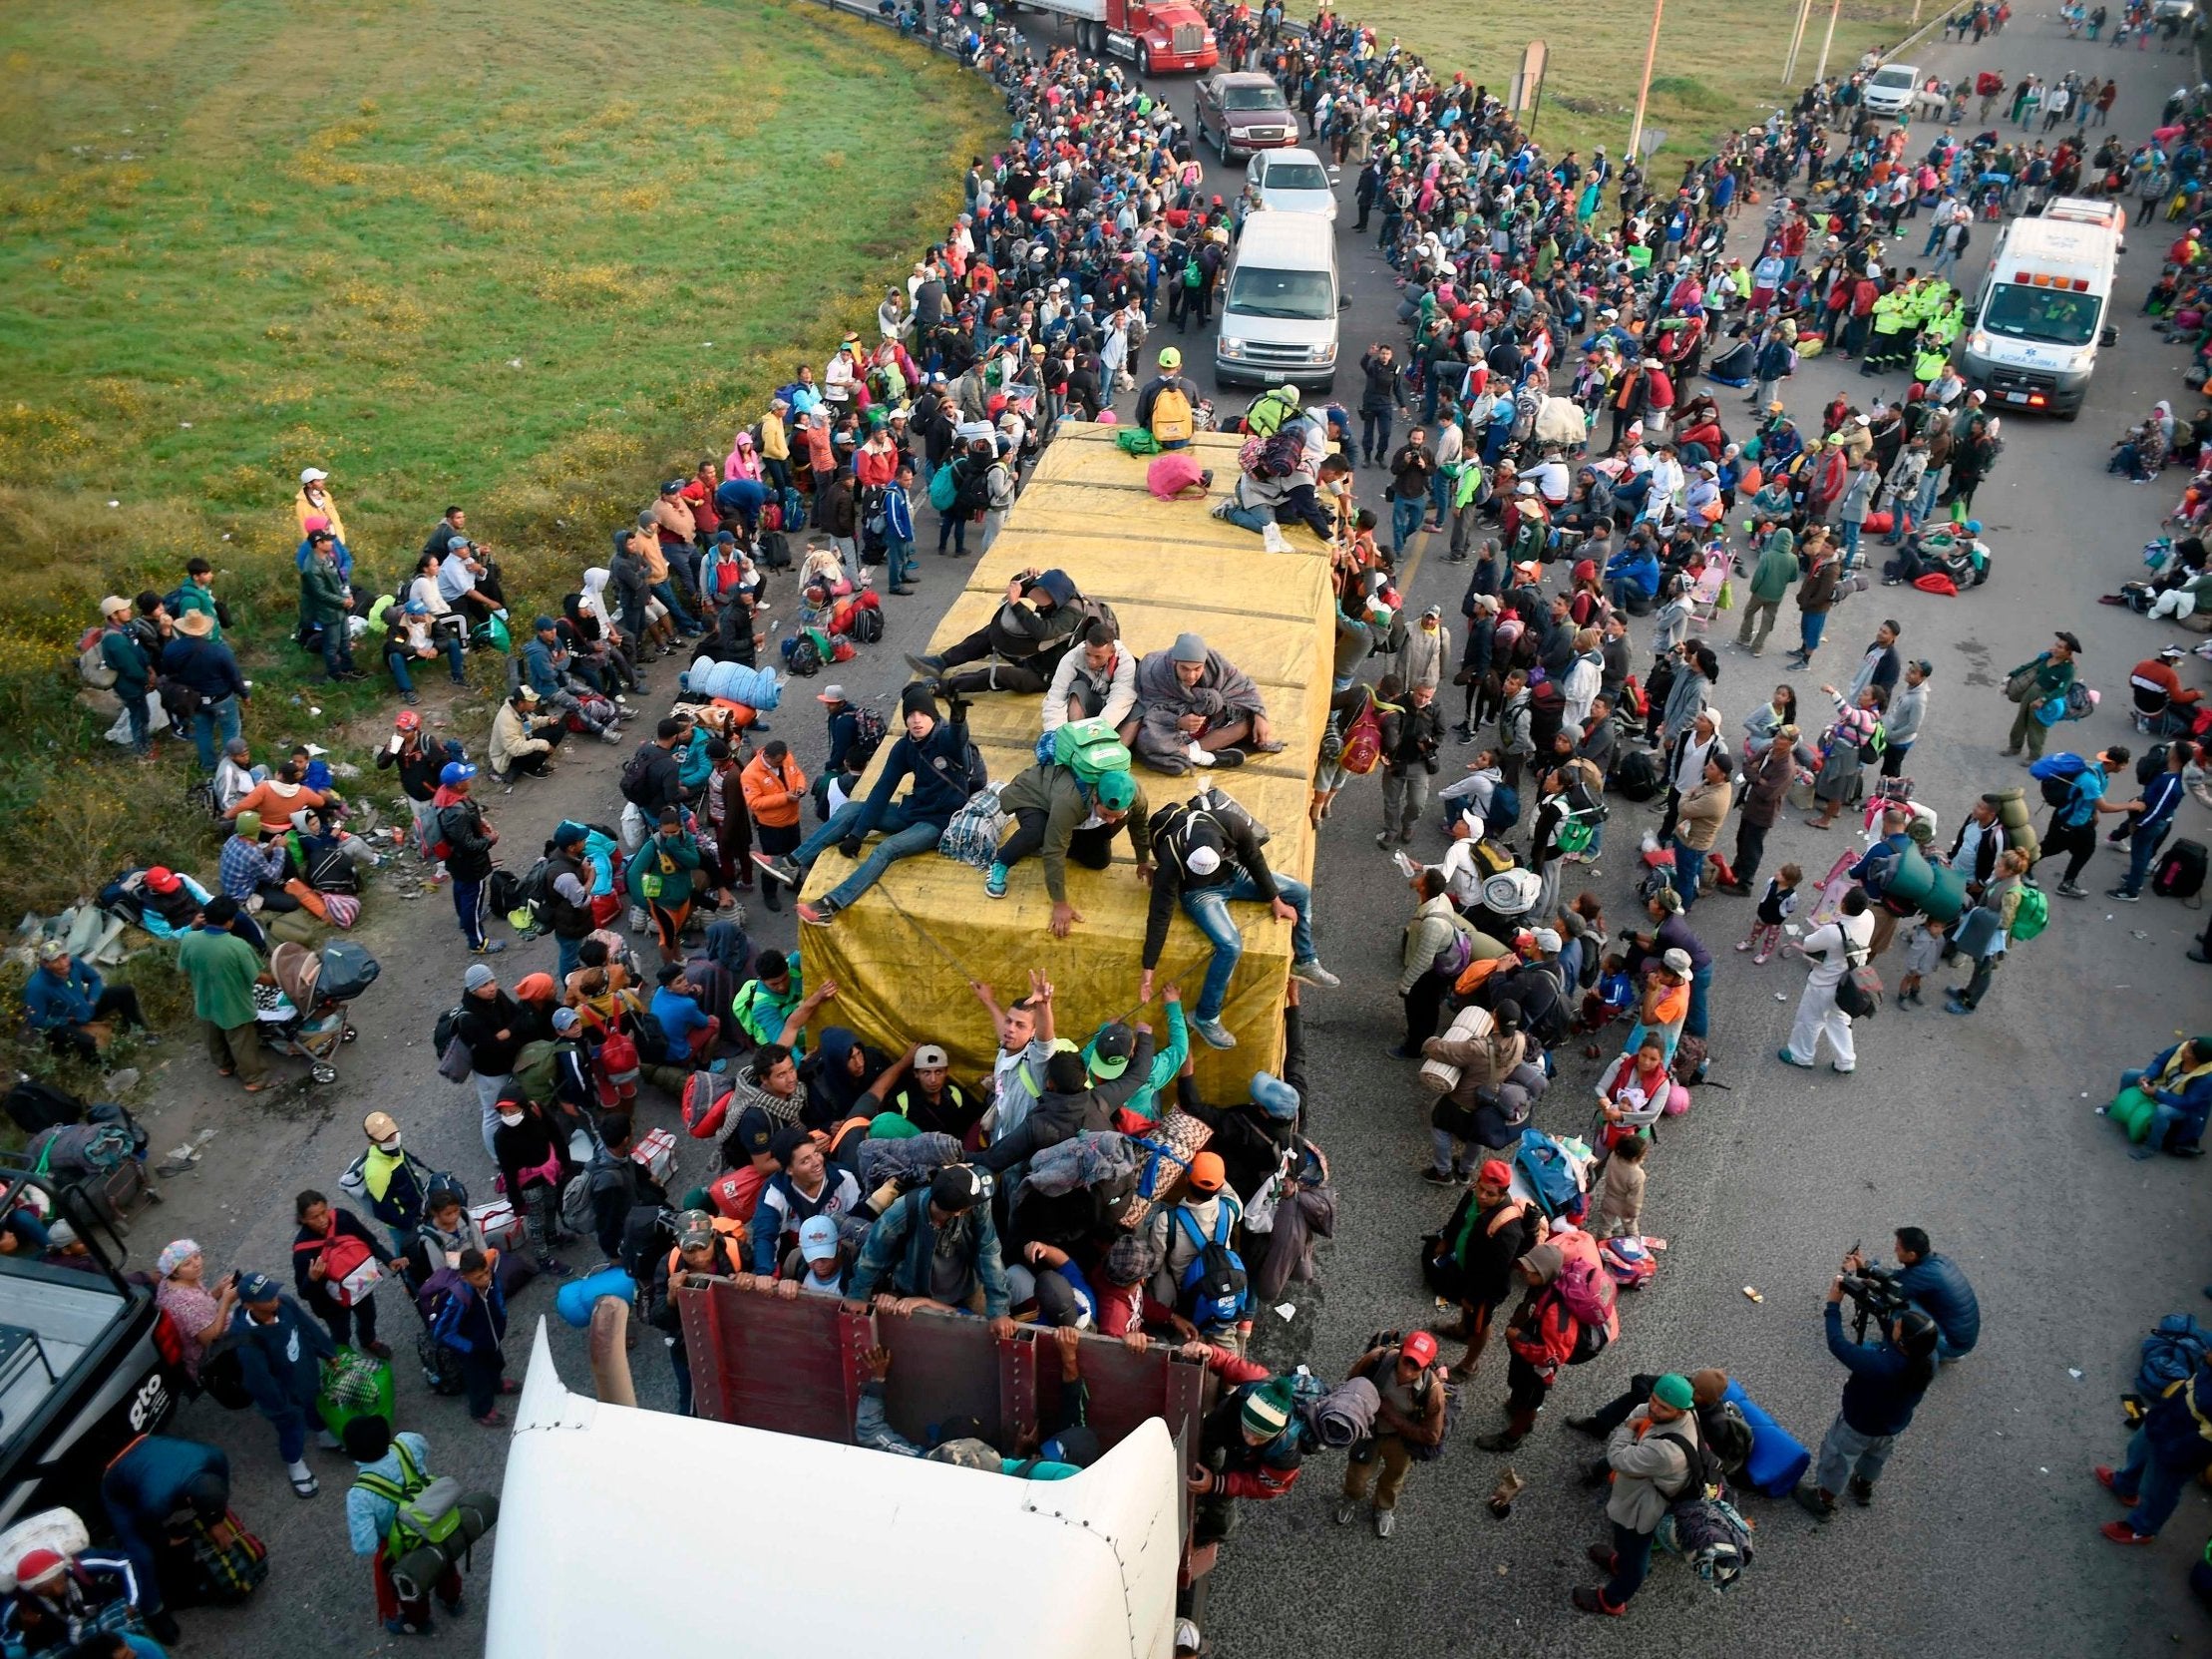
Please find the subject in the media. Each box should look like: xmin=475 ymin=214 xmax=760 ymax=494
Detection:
xmin=1895 ymin=913 xmax=1948 ymax=1009
xmin=1594 ymin=1132 xmax=1649 ymax=1240
xmin=1576 ymin=953 xmax=1637 ymax=1054
xmin=1737 ymin=861 xmax=1802 ymax=964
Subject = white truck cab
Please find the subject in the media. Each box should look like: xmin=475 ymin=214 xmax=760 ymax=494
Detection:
xmin=1958 ymin=201 xmax=2120 ymax=419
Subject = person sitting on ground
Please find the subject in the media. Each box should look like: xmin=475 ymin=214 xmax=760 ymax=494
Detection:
xmin=22 ymin=941 xmax=148 ymax=1063
xmin=905 ymin=568 xmax=1090 ymax=696
xmin=1125 ymin=631 xmax=1284 ymax=775
xmin=489 ymin=685 xmax=565 ymax=780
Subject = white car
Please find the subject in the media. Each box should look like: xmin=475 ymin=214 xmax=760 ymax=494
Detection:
xmin=1862 ymin=62 xmax=1919 ymax=119
xmin=1249 ymin=147 xmax=1337 ymax=219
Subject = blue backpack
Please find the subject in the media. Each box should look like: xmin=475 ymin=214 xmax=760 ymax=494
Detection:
xmin=1175 ymin=1207 xmax=1250 ymax=1331
xmin=1484 ymin=784 xmax=1522 ymax=838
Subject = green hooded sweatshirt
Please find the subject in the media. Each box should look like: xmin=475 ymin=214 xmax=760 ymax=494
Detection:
xmin=1747 ymin=529 xmax=1800 ymax=604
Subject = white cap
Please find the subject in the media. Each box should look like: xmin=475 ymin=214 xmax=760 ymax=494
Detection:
xmin=299 ymin=467 xmax=328 ymax=484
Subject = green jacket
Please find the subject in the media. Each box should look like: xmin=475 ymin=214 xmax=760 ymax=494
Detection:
xmin=625 ymin=830 xmax=702 ymax=909
xmin=731 ymin=954 xmax=804 ymax=1050
xmin=177 ymin=926 xmax=262 ymax=1030
xmin=172 ymin=584 xmax=222 ymax=641
xmin=2008 ymin=650 xmax=2074 ymax=706
xmin=994 ymin=761 xmax=1150 ymax=904
xmin=1747 ymin=530 xmax=1799 ymax=603
xmin=299 ymin=558 xmax=349 ymax=626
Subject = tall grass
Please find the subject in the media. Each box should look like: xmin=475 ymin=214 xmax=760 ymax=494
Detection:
xmin=0 ymin=0 xmax=998 ymax=917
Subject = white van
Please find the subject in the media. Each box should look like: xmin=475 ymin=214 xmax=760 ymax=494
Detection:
xmin=1215 ymin=209 xmax=1339 ymax=391
xmin=1958 ymin=202 xmax=2120 ymax=418
xmin=1862 ymin=62 xmax=1919 ymax=118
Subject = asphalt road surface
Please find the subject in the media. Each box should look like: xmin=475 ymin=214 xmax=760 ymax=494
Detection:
xmin=125 ymin=13 xmax=2210 ymax=1655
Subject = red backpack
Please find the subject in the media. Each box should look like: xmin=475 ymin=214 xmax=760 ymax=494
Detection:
xmin=1339 ymin=693 xmax=1392 ymax=776
xmin=1552 ymin=1228 xmax=1622 ymax=1341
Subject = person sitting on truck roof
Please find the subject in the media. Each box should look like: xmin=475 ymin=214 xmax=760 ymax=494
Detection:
xmin=1141 ymin=787 xmax=1338 ymax=1050
xmin=1041 ymin=622 xmax=1138 ymax=737
xmin=988 ymin=756 xmax=1151 ymax=930
xmin=904 ymin=568 xmax=1089 ymax=697
xmin=227 ymin=1272 xmax=338 ymax=1498
xmin=847 ymin=1164 xmax=1014 ymax=1335
xmin=708 ymin=1106 xmax=781 ymax=1223
xmin=1125 ymin=631 xmax=1284 ymax=776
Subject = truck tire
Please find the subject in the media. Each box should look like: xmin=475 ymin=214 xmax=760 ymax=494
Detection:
xmin=1137 ymin=42 xmax=1152 ymax=75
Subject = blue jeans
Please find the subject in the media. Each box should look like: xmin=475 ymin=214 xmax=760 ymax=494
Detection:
xmin=1220 ymin=500 xmax=1271 ymax=533
xmin=1390 ymin=496 xmax=1425 ymax=556
xmin=651 ymin=580 xmax=699 ymax=632
xmin=887 ymin=536 xmax=917 ymax=587
xmin=1361 ymin=409 xmax=1393 ymax=460
xmin=119 ymin=689 xmax=152 ymax=756
xmin=1684 ymin=962 xmax=1713 ymax=1040
xmin=556 ymin=932 xmax=584 ymax=983
xmin=798 ymin=800 xmax=942 ymax=911
xmin=1670 ymin=835 xmax=1704 ymax=908
xmin=320 ymin=627 xmax=355 ymax=680
xmin=2112 ymin=1423 xmax=2192 ymax=1535
xmin=1430 ymin=471 xmax=1453 ymax=526
xmin=1797 ymin=609 xmax=1828 ymax=657
xmin=189 ymin=694 xmax=242 ymax=772
xmin=387 ymin=638 xmax=467 ymax=693
xmin=1838 ymin=519 xmax=1863 ymax=566
xmin=1183 ymin=872 xmax=1315 ymax=1022
xmin=2120 ymin=824 xmax=2170 ymax=897
xmin=1604 ymin=1518 xmax=1655 ymax=1607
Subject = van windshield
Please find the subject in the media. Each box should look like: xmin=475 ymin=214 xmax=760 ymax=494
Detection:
xmin=1981 ymin=281 xmax=2100 ymax=347
xmin=1226 ymin=264 xmax=1333 ymax=320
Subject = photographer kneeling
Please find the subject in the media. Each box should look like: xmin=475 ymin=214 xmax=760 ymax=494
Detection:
xmin=1851 ymin=1228 xmax=1980 ymax=1363
xmin=1795 ymin=1258 xmax=1941 ymax=1521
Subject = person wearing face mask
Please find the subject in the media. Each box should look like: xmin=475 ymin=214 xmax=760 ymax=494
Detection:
xmin=489 ymin=1095 xmax=575 ymax=1279
xmin=339 ymin=1112 xmax=438 ymax=1256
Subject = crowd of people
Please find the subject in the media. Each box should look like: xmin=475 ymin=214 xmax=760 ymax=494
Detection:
xmin=19 ymin=0 xmax=2212 ymax=1649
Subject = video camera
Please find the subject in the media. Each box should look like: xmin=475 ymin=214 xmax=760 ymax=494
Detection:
xmin=1839 ymin=1241 xmax=1910 ymax=1342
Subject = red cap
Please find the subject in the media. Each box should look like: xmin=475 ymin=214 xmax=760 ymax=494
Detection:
xmin=1476 ymin=1159 xmax=1513 ymax=1188
xmin=14 ymin=1548 xmax=64 ymax=1585
xmin=393 ymin=709 xmax=421 ymax=732
xmin=145 ymin=867 xmax=182 ymax=895
xmin=1401 ymin=1330 xmax=1439 ymax=1367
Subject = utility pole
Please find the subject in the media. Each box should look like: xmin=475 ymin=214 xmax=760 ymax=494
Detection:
xmin=1782 ymin=0 xmax=1816 ymax=87
xmin=1627 ymin=0 xmax=1666 ymax=165
xmin=1814 ymin=0 xmax=1843 ymax=86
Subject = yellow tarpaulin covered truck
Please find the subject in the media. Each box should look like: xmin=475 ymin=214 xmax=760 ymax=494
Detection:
xmin=800 ymin=424 xmax=1334 ymax=1095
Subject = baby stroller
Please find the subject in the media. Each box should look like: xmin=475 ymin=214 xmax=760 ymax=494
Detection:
xmin=256 ymin=941 xmax=379 ymax=1084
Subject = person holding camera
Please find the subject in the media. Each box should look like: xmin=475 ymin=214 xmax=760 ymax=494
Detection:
xmin=1795 ymin=1260 xmax=1942 ymax=1519
xmin=1853 ymin=1229 xmax=1981 ymax=1361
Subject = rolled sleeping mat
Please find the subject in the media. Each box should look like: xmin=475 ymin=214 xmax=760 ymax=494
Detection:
xmin=1722 ymin=1377 xmax=1812 ymax=1498
xmin=554 ymin=1265 xmax=636 ymax=1329
xmin=389 ymin=1493 xmax=499 ymax=1602
xmin=1918 ymin=861 xmax=1969 ymax=925
xmin=1992 ymin=786 xmax=2034 ymax=840
xmin=1881 ymin=844 xmax=1937 ymax=915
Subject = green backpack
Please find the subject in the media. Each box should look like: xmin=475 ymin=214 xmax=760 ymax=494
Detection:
xmin=354 ymin=1441 xmax=465 ymax=1555
xmin=2008 ymin=882 xmax=2048 ymax=944
xmin=1052 ymin=717 xmax=1132 ymax=786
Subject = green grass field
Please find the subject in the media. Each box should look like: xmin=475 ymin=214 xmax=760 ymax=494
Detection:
xmin=1356 ymin=0 xmax=1928 ymax=167
xmin=0 ymin=0 xmax=996 ymax=915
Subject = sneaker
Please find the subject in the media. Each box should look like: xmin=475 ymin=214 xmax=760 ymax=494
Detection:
xmin=538 ymin=1256 xmax=573 ymax=1278
xmin=473 ymin=1410 xmax=507 ymax=1429
xmin=1848 ymin=1476 xmax=1875 ymax=1506
xmin=1586 ymin=1543 xmax=1621 ymax=1568
xmin=400 ymin=690 xmax=422 ymax=705
xmin=796 ymin=900 xmax=838 ymax=928
xmin=1473 ymin=1431 xmax=1523 ymax=1452
xmin=471 ymin=940 xmax=507 ymax=956
xmin=1384 ymin=1043 xmax=1420 ymax=1060
xmin=1777 ymin=1047 xmax=1813 ymax=1068
xmin=1210 ymin=746 xmax=1248 ymax=769
xmin=1571 ymin=1587 xmax=1625 ymax=1617
xmin=1946 ymin=996 xmax=1974 ymax=1016
xmin=1567 ymin=1415 xmax=1608 ymax=1440
xmin=1334 ymin=1499 xmax=1360 ymax=1526
xmin=1374 ymin=1509 xmax=1396 ymax=1538
xmin=1735 ymin=939 xmax=1754 ymax=952
xmin=1290 ymin=959 xmax=1340 ymax=988
xmin=2101 ymin=1519 xmax=2156 ymax=1545
xmin=752 ymin=852 xmax=803 ymax=889
xmin=1192 ymin=1017 xmax=1237 ymax=1049
xmin=600 ymin=726 xmax=624 ymax=744
xmin=384 ymin=1616 xmax=431 ymax=1636
xmin=1792 ymin=1485 xmax=1836 ymax=1520
xmin=984 ymin=862 xmax=1009 ymax=899
xmin=1751 ymin=952 xmax=1771 ymax=965
xmin=2056 ymin=881 xmax=2087 ymax=899
xmin=438 ymin=1594 xmax=467 ymax=1618
xmin=1420 ymin=1165 xmax=1458 ymax=1185
xmin=2106 ymin=888 xmax=2139 ymax=902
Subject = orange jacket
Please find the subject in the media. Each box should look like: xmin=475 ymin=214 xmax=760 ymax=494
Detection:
xmin=741 ymin=751 xmax=807 ymax=829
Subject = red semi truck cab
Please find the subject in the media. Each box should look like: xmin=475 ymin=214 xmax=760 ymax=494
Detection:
xmin=1037 ymin=0 xmax=1219 ymax=75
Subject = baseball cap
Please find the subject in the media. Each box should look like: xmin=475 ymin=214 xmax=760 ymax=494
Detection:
xmin=1090 ymin=1024 xmax=1136 ymax=1079
xmin=1401 ymin=1330 xmax=1439 ymax=1367
xmin=440 ymin=760 xmax=477 ymax=787
xmin=798 ymin=1215 xmax=841 ymax=1263
xmin=1653 ymin=1373 xmax=1696 ymax=1411
xmin=145 ymin=867 xmax=182 ymax=895
xmin=99 ymin=594 xmax=131 ymax=619
xmin=363 ymin=1111 xmax=399 ymax=1144
xmin=913 ymin=1043 xmax=950 ymax=1070
xmin=552 ymin=1007 xmax=581 ymax=1034
xmin=1476 ymin=1158 xmax=1513 ymax=1188
xmin=1249 ymin=1070 xmax=1298 ymax=1121
xmin=930 ymin=1165 xmax=983 ymax=1212
xmin=1188 ymin=1151 xmax=1226 ymax=1193
xmin=299 ymin=467 xmax=328 ymax=484
xmin=553 ymin=820 xmax=587 ymax=847
xmin=515 ymin=684 xmax=540 ymax=703
xmin=1095 ymin=770 xmax=1137 ymax=812
xmin=1530 ymin=927 xmax=1563 ymax=954
xmin=1158 ymin=345 xmax=1182 ymax=369
xmin=816 ymin=684 xmax=848 ymax=704
xmin=35 ymin=939 xmax=68 ymax=964
xmin=675 ymin=1210 xmax=717 ymax=1251
xmin=394 ymin=709 xmax=421 ymax=733
xmin=236 ymin=1272 xmax=280 ymax=1303
xmin=1661 ymin=947 xmax=1693 ymax=975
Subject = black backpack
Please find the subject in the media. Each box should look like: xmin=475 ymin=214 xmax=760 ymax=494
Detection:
xmin=1654 ymin=1427 xmax=1731 ymax=1501
xmin=433 ymin=1004 xmax=466 ymax=1060
xmin=619 ymin=744 xmax=658 ymax=806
